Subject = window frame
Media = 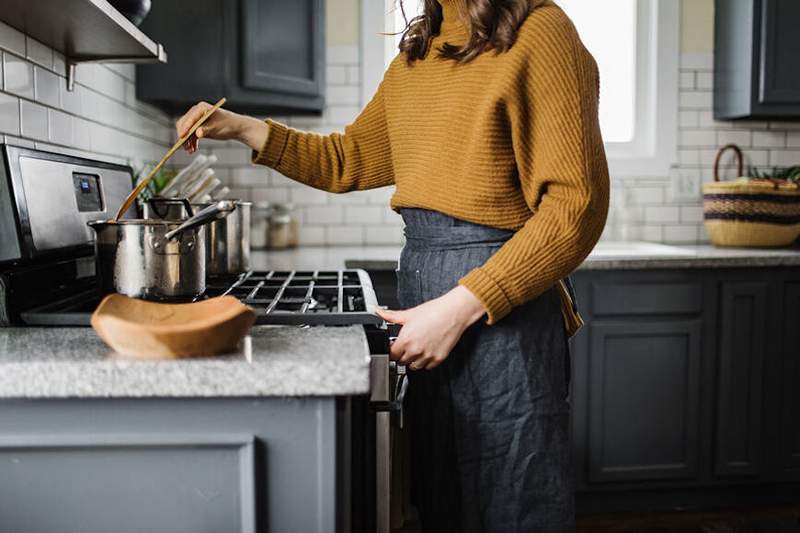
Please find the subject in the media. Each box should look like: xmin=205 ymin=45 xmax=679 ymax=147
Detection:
xmin=360 ymin=0 xmax=680 ymax=177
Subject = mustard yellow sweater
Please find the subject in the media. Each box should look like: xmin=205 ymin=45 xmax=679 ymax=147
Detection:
xmin=253 ymin=0 xmax=609 ymax=324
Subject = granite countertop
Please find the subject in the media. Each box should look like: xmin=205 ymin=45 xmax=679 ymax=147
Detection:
xmin=253 ymin=242 xmax=800 ymax=272
xmin=0 ymin=325 xmax=370 ymax=399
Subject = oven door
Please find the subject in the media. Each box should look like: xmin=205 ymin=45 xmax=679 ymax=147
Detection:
xmin=370 ymin=353 xmax=407 ymax=533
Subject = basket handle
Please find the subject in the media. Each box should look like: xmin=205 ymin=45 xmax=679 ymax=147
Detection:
xmin=713 ymin=144 xmax=744 ymax=182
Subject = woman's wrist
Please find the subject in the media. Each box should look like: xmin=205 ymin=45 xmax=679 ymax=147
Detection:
xmin=237 ymin=116 xmax=270 ymax=152
xmin=449 ymin=285 xmax=487 ymax=326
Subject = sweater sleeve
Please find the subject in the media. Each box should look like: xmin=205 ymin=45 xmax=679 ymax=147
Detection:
xmin=459 ymin=13 xmax=610 ymax=324
xmin=252 ymin=81 xmax=394 ymax=193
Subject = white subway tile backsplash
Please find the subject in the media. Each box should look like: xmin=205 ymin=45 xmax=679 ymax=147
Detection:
xmin=365 ymin=225 xmax=404 ymax=245
xmin=644 ymin=206 xmax=680 ymax=224
xmin=347 ymin=66 xmax=360 ymax=84
xmin=716 ymin=130 xmax=751 ymax=147
xmin=0 ymin=22 xmax=25 ymax=56
xmin=326 ymin=225 xmax=364 ymax=245
xmin=305 ymin=205 xmax=344 ymax=224
xmin=679 ymin=91 xmax=713 ymax=110
xmin=326 ymin=65 xmax=347 ymax=85
xmin=3 ymin=53 xmax=33 ymax=98
xmin=679 ymin=129 xmax=716 ymax=147
xmin=298 ymin=226 xmax=326 ymax=245
xmin=680 ymin=205 xmax=704 ymax=223
xmin=327 ymin=105 xmax=360 ymax=125
xmin=679 ymin=110 xmax=699 ymax=129
xmin=25 ymin=37 xmax=52 ymax=69
xmin=625 ymin=186 xmax=664 ymax=206
xmin=344 ymin=205 xmax=384 ymax=224
xmin=696 ymin=72 xmax=713 ymax=90
xmin=291 ymin=187 xmax=330 ymax=205
xmin=752 ymin=130 xmax=787 ymax=148
xmin=663 ymin=224 xmax=699 ymax=243
xmin=34 ymin=66 xmax=59 ymax=107
xmin=680 ymin=52 xmax=713 ymax=70
xmin=48 ymin=108 xmax=72 ymax=146
xmin=19 ymin=100 xmax=47 ymax=140
xmin=679 ymin=72 xmax=695 ymax=90
xmin=769 ymin=149 xmax=800 ymax=167
xmin=327 ymin=45 xmax=359 ymax=64
xmin=52 ymin=52 xmax=66 ymax=77
xmin=0 ymin=92 xmax=20 ymax=135
xmin=327 ymin=85 xmax=360 ymax=105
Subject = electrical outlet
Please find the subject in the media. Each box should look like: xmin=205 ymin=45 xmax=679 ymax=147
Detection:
xmin=669 ymin=167 xmax=702 ymax=202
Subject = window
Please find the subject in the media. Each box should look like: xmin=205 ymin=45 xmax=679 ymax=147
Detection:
xmin=361 ymin=0 xmax=679 ymax=176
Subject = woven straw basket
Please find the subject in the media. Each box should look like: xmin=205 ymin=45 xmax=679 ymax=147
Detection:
xmin=703 ymin=144 xmax=800 ymax=247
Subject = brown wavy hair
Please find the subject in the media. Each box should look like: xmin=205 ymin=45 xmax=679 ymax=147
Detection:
xmin=397 ymin=0 xmax=536 ymax=63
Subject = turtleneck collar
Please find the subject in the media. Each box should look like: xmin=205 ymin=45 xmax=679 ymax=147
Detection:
xmin=437 ymin=0 xmax=468 ymax=42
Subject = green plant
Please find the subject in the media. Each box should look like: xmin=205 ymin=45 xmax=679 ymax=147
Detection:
xmin=747 ymin=165 xmax=800 ymax=183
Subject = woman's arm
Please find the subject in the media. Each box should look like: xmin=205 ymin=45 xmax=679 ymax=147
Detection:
xmin=459 ymin=9 xmax=610 ymax=324
xmin=176 ymin=82 xmax=394 ymax=193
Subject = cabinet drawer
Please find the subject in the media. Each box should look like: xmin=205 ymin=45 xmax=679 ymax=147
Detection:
xmin=591 ymin=282 xmax=703 ymax=316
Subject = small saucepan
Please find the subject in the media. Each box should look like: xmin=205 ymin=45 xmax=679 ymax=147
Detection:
xmin=88 ymin=200 xmax=236 ymax=300
xmin=193 ymin=200 xmax=252 ymax=277
xmin=146 ymin=197 xmax=252 ymax=276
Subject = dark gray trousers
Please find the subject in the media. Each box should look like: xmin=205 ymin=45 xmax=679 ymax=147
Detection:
xmin=397 ymin=208 xmax=575 ymax=533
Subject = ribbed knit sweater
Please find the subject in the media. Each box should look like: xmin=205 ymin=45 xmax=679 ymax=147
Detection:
xmin=253 ymin=0 xmax=610 ymax=324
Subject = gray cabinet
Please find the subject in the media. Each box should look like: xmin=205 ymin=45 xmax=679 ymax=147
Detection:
xmin=714 ymin=282 xmax=768 ymax=478
xmin=586 ymin=320 xmax=702 ymax=483
xmin=137 ymin=0 xmax=325 ymax=115
xmin=572 ymin=267 xmax=800 ymax=511
xmin=714 ymin=0 xmax=800 ymax=120
xmin=781 ymin=283 xmax=800 ymax=474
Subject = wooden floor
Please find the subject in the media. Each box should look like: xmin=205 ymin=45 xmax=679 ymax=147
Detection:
xmin=393 ymin=505 xmax=800 ymax=532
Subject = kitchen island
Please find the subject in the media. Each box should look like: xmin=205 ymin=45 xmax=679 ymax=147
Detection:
xmin=0 ymin=325 xmax=372 ymax=533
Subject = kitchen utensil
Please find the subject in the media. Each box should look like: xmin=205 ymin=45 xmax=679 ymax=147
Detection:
xmin=174 ymin=156 xmax=217 ymax=198
xmin=143 ymin=197 xmax=193 ymax=220
xmin=211 ymin=186 xmax=230 ymax=200
xmin=159 ymin=154 xmax=207 ymax=198
xmin=268 ymin=203 xmax=299 ymax=249
xmin=180 ymin=168 xmax=214 ymax=200
xmin=192 ymin=200 xmax=252 ymax=276
xmin=91 ymin=294 xmax=256 ymax=359
xmin=704 ymin=144 xmax=800 ymax=247
xmin=88 ymin=201 xmax=236 ymax=300
xmin=189 ymin=176 xmax=221 ymax=204
xmin=112 ymin=98 xmax=226 ymax=221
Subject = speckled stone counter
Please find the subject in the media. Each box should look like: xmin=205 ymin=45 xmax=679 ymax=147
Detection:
xmin=253 ymin=242 xmax=800 ymax=272
xmin=0 ymin=325 xmax=370 ymax=398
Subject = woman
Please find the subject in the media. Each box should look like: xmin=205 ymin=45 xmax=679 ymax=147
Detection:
xmin=177 ymin=0 xmax=608 ymax=529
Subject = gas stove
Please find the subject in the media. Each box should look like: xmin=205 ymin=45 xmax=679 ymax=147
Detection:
xmin=8 ymin=268 xmax=382 ymax=328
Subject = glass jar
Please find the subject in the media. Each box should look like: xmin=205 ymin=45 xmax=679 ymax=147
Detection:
xmin=250 ymin=201 xmax=271 ymax=250
xmin=268 ymin=203 xmax=299 ymax=249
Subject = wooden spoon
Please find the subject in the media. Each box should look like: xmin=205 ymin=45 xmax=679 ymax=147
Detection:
xmin=112 ymin=97 xmax=227 ymax=221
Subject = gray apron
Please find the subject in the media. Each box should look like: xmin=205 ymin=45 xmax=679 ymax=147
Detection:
xmin=397 ymin=208 xmax=575 ymax=533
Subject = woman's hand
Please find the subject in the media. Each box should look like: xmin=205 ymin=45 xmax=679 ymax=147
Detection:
xmin=176 ymin=101 xmax=269 ymax=153
xmin=375 ymin=285 xmax=486 ymax=370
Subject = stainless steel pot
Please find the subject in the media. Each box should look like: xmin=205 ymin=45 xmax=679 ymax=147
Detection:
xmin=192 ymin=200 xmax=252 ymax=276
xmin=143 ymin=197 xmax=193 ymax=220
xmin=88 ymin=201 xmax=236 ymax=300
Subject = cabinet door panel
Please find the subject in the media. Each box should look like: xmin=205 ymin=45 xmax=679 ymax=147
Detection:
xmin=715 ymin=282 xmax=768 ymax=477
xmin=241 ymin=0 xmax=324 ymax=96
xmin=758 ymin=0 xmax=800 ymax=105
xmin=587 ymin=320 xmax=702 ymax=483
xmin=782 ymin=283 xmax=800 ymax=472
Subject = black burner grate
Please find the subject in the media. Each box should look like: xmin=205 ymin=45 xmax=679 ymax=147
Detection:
xmin=205 ymin=270 xmax=382 ymax=325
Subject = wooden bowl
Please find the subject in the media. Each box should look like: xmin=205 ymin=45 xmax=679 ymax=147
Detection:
xmin=91 ymin=294 xmax=256 ymax=359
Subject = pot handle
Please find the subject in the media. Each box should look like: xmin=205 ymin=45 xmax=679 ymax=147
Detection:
xmin=164 ymin=200 xmax=236 ymax=240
